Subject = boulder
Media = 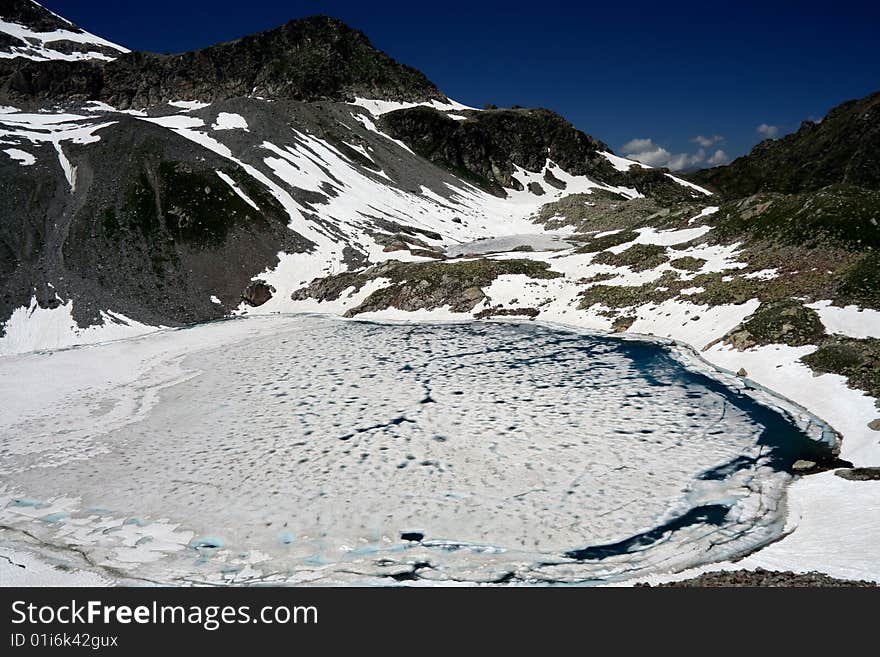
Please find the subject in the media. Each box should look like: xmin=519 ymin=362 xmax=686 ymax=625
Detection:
xmin=612 ymin=315 xmax=636 ymax=333
xmin=527 ymin=181 xmax=545 ymax=196
xmin=461 ymin=286 xmax=485 ymax=302
xmin=727 ymin=330 xmax=756 ymax=351
xmin=792 ymin=459 xmax=816 ymax=472
xmin=241 ymin=280 xmax=275 ymax=307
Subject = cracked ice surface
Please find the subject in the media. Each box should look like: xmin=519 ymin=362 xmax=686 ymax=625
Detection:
xmin=0 ymin=315 xmax=827 ymax=584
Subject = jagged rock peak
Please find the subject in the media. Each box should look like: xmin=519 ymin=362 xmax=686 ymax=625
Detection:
xmin=0 ymin=11 xmax=447 ymax=107
xmin=0 ymin=0 xmax=77 ymax=32
xmin=0 ymin=0 xmax=129 ymax=61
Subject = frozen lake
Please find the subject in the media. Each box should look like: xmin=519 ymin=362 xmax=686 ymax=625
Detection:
xmin=0 ymin=315 xmax=834 ymax=584
xmin=445 ymin=233 xmax=575 ymax=257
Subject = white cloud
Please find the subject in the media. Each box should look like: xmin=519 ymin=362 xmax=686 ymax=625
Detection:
xmin=691 ymin=134 xmax=724 ymax=148
xmin=757 ymin=123 xmax=779 ymax=138
xmin=707 ymin=149 xmax=729 ymax=166
xmin=620 ymin=138 xmax=706 ymax=171
xmin=620 ymin=138 xmax=655 ymax=153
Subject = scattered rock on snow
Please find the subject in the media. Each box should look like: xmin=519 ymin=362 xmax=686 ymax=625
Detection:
xmin=612 ymin=315 xmax=636 ymax=333
xmin=527 ymin=181 xmax=545 ymax=196
xmin=474 ymin=306 xmax=540 ymax=320
xmin=637 ymin=568 xmax=877 ymax=587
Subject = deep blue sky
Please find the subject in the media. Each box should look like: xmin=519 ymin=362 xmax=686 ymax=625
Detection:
xmin=41 ymin=0 xmax=879 ymax=169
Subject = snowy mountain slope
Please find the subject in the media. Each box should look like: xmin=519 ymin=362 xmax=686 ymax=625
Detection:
xmin=0 ymin=0 xmax=128 ymax=61
xmin=0 ymin=89 xmax=701 ymax=353
xmin=376 ymin=105 xmax=704 ymax=205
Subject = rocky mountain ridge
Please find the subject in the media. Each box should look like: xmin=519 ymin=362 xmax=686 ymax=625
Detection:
xmin=1 ymin=11 xmax=446 ymax=107
xmin=378 ymin=106 xmax=695 ymax=203
xmin=0 ymin=2 xmax=716 ymax=339
xmin=0 ymin=0 xmax=127 ymax=61
xmin=692 ymin=91 xmax=880 ymax=197
xmin=0 ymin=0 xmax=73 ymax=32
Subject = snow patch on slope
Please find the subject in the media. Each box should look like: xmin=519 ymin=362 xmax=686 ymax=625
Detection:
xmin=511 ymin=161 xmax=642 ymax=200
xmin=168 ymin=100 xmax=210 ymax=112
xmin=52 ymin=140 xmax=75 ymax=191
xmin=3 ymin=147 xmax=35 ymax=165
xmin=215 ymin=170 xmax=259 ymax=210
xmin=632 ymin=225 xmax=713 ymax=246
xmin=707 ymin=343 xmax=879 ymax=465
xmin=0 ymin=296 xmax=159 ymax=357
xmin=0 ymin=110 xmax=116 ymax=161
xmin=600 ymin=151 xmax=644 ymax=172
xmin=351 ymin=97 xmax=476 ymax=116
xmin=212 ymin=112 xmax=249 ymax=131
xmin=807 ymin=300 xmax=880 ymax=339
xmin=665 ymin=173 xmax=713 ymax=196
xmin=688 ymin=205 xmax=719 ymax=224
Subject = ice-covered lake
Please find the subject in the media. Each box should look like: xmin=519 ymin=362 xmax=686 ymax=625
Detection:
xmin=445 ymin=233 xmax=575 ymax=257
xmin=0 ymin=315 xmax=834 ymax=584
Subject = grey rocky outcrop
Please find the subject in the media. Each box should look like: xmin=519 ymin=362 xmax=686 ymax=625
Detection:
xmin=834 ymin=467 xmax=880 ymax=481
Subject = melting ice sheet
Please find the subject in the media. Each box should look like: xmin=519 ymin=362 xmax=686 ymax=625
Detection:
xmin=446 ymin=233 xmax=576 ymax=257
xmin=0 ymin=316 xmax=833 ymax=585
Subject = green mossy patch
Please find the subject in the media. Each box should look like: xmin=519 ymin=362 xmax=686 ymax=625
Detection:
xmin=711 ymin=185 xmax=880 ymax=251
xmin=670 ymin=256 xmax=706 ymax=271
xmin=575 ymin=236 xmax=867 ymax=313
xmin=292 ymin=257 xmax=562 ymax=316
xmin=576 ymin=272 xmax=617 ymax=284
xmin=158 ymin=162 xmax=259 ymax=246
xmin=575 ymin=230 xmax=639 ymax=254
xmin=577 ymin=271 xmax=682 ymax=310
xmin=373 ymin=231 xmax=433 ymax=250
xmin=575 ymin=255 xmax=866 ymax=316
xmin=105 ymin=161 xmax=286 ymax=248
xmin=591 ymin=243 xmax=669 ymax=272
xmin=123 ymin=171 xmax=161 ymax=237
xmin=837 ymin=254 xmax=880 ymax=308
xmin=100 ymin=207 xmax=119 ymax=236
xmin=724 ymin=300 xmax=826 ymax=349
xmin=533 ymin=192 xmax=702 ymax=234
